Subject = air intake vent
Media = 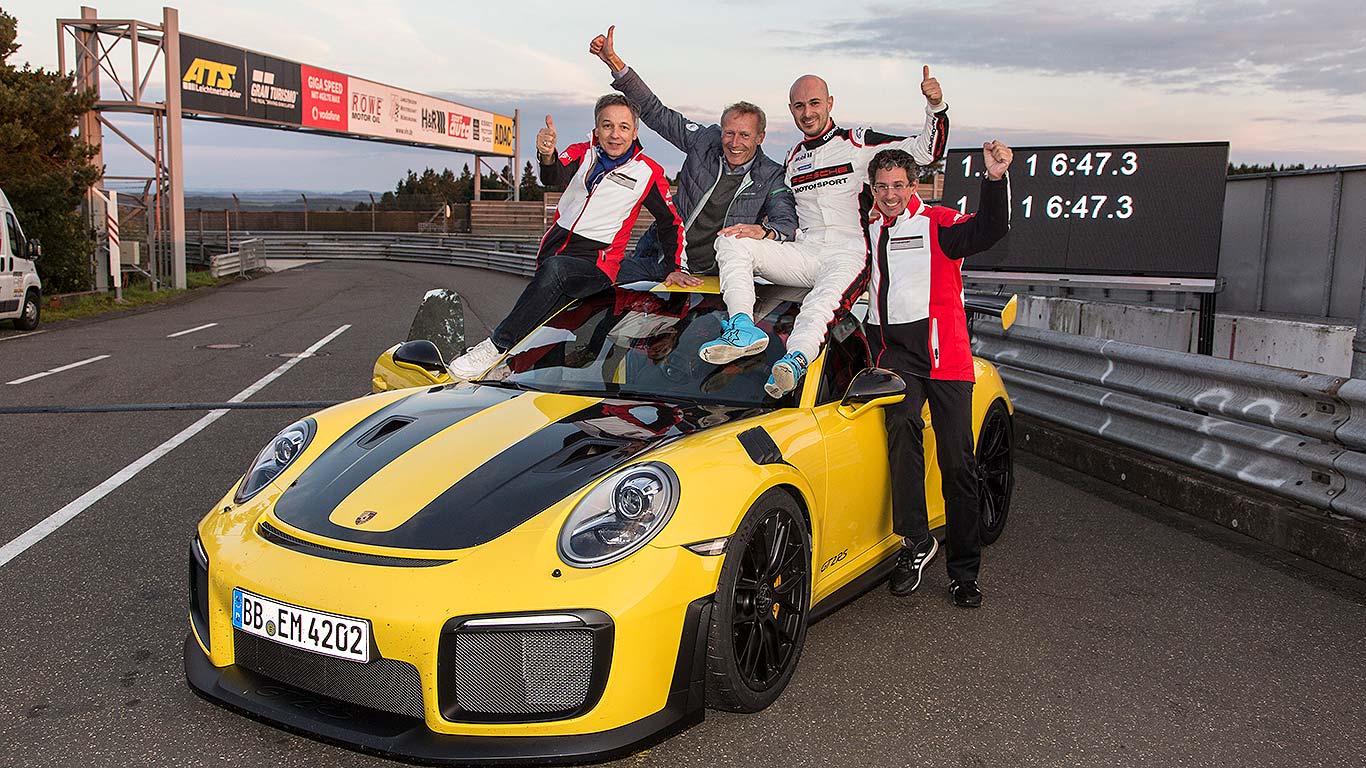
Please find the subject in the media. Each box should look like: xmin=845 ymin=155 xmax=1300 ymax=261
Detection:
xmin=357 ymin=416 xmax=414 ymax=449
xmin=233 ymin=630 xmax=423 ymax=719
xmin=437 ymin=611 xmax=613 ymax=723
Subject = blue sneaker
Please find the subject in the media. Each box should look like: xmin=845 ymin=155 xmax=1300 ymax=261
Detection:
xmin=698 ymin=314 xmax=769 ymax=364
xmin=765 ymin=351 xmax=809 ymax=398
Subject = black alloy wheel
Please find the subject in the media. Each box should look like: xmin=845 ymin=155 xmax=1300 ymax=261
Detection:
xmin=977 ymin=400 xmax=1014 ymax=545
xmin=705 ymin=488 xmax=811 ymax=713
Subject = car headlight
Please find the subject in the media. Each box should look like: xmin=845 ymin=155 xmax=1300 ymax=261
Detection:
xmin=558 ymin=462 xmax=679 ymax=568
xmin=234 ymin=419 xmax=316 ymax=503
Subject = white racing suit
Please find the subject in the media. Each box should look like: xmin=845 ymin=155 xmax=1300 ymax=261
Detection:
xmin=716 ymin=102 xmax=949 ymax=362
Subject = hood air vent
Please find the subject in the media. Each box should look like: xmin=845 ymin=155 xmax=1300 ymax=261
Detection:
xmin=357 ymin=416 xmax=415 ymax=449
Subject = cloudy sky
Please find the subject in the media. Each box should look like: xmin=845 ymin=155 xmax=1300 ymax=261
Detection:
xmin=9 ymin=1 xmax=1366 ymax=191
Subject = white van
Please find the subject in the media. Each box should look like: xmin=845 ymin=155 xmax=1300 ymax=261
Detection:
xmin=0 ymin=188 xmax=42 ymax=330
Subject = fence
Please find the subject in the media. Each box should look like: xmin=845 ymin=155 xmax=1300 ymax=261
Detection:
xmin=1219 ymin=165 xmax=1366 ymax=319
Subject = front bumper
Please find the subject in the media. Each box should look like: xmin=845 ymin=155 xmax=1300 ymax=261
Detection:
xmin=184 ymin=595 xmax=712 ymax=765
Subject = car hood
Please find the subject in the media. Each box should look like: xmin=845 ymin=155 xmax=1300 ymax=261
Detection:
xmin=271 ymin=384 xmax=762 ymax=552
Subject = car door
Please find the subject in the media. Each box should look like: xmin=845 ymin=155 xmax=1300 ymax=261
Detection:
xmin=0 ymin=212 xmax=17 ymax=317
xmin=807 ymin=315 xmax=897 ymax=600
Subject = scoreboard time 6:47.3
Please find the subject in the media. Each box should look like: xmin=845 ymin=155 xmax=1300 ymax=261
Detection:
xmin=941 ymin=142 xmax=1229 ymax=279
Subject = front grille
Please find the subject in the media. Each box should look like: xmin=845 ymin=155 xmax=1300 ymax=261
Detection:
xmin=451 ymin=629 xmax=595 ymax=715
xmin=233 ymin=630 xmax=423 ymax=719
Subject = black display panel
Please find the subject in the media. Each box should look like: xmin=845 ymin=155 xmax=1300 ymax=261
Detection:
xmin=941 ymin=142 xmax=1229 ymax=278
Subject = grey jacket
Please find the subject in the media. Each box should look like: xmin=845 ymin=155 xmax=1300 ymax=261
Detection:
xmin=612 ymin=67 xmax=797 ymax=275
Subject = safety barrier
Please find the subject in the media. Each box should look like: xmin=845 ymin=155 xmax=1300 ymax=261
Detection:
xmin=209 ymin=239 xmax=267 ymax=277
xmin=974 ymin=322 xmax=1366 ymax=522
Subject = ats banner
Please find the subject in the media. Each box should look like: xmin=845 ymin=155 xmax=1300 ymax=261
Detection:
xmin=178 ymin=33 xmax=514 ymax=156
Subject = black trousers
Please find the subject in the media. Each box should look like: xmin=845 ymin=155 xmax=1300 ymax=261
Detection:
xmin=884 ymin=373 xmax=981 ymax=582
xmin=491 ymin=256 xmax=612 ymax=351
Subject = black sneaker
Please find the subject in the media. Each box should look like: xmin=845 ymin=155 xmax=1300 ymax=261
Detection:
xmin=889 ymin=537 xmax=939 ymax=596
xmin=949 ymin=580 xmax=983 ymax=608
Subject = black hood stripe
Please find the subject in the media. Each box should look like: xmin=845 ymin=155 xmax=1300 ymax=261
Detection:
xmin=276 ymin=390 xmax=762 ymax=552
xmin=273 ymin=385 xmax=518 ymax=532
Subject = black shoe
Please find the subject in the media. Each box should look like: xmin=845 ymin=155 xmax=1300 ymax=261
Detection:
xmin=889 ymin=537 xmax=939 ymax=597
xmin=949 ymin=580 xmax=983 ymax=608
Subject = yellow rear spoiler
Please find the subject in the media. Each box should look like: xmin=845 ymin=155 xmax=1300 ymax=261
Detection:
xmin=964 ymin=292 xmax=1017 ymax=331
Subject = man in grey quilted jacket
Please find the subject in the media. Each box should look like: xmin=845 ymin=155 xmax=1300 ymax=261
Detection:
xmin=590 ymin=25 xmax=797 ymax=287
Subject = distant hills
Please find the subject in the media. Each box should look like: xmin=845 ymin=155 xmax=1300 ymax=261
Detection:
xmin=184 ymin=189 xmax=382 ymax=211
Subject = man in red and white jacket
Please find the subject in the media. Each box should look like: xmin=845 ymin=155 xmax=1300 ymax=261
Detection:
xmin=448 ymin=94 xmax=684 ymax=380
xmin=866 ymin=142 xmax=1012 ymax=608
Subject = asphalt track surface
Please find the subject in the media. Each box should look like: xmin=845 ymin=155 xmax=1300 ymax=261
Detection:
xmin=0 ymin=260 xmax=1361 ymax=768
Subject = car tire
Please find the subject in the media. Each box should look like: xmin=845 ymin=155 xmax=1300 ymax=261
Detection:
xmin=977 ymin=400 xmax=1014 ymax=545
xmin=13 ymin=289 xmax=39 ymax=331
xmin=704 ymin=488 xmax=811 ymax=713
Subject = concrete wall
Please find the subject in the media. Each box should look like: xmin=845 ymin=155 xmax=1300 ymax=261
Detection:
xmin=1014 ymin=295 xmax=1355 ymax=376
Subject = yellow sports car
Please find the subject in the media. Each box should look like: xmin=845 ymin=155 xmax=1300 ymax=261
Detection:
xmin=185 ymin=279 xmax=1015 ymax=764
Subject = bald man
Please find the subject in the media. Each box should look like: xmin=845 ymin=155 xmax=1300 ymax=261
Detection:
xmin=699 ymin=70 xmax=949 ymax=398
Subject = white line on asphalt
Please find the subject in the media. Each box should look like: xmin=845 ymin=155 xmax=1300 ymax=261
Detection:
xmin=0 ymin=324 xmax=351 ymax=570
xmin=0 ymin=330 xmax=47 ymax=343
xmin=6 ymin=355 xmax=111 ymax=385
xmin=167 ymin=322 xmax=219 ymax=338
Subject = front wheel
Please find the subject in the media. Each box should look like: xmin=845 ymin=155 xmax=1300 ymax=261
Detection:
xmin=14 ymin=289 xmax=39 ymax=331
xmin=705 ymin=488 xmax=811 ymax=713
xmin=977 ymin=400 xmax=1014 ymax=545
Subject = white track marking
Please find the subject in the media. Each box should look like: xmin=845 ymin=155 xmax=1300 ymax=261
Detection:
xmin=0 ymin=324 xmax=350 ymax=569
xmin=0 ymin=330 xmax=47 ymax=343
xmin=167 ymin=322 xmax=219 ymax=338
xmin=6 ymin=355 xmax=111 ymax=385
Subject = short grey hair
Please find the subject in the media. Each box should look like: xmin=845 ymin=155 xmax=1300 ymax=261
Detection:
xmin=594 ymin=93 xmax=638 ymax=125
xmin=721 ymin=101 xmax=766 ymax=134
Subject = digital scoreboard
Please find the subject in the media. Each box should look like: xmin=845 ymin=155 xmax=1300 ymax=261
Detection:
xmin=941 ymin=142 xmax=1229 ymax=279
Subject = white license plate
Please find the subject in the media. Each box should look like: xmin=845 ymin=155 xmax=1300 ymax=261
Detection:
xmin=232 ymin=588 xmax=371 ymax=663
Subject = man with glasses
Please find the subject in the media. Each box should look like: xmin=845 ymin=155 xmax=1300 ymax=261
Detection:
xmin=700 ymin=69 xmax=949 ymax=398
xmin=864 ymin=143 xmax=1013 ymax=608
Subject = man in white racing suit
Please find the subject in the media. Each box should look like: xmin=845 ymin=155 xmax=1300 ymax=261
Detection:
xmin=699 ymin=68 xmax=950 ymax=397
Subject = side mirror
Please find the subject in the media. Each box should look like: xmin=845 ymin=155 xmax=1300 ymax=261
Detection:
xmin=393 ymin=339 xmax=446 ymax=373
xmin=26 ymin=238 xmax=41 ymax=260
xmin=839 ymin=367 xmax=906 ymax=419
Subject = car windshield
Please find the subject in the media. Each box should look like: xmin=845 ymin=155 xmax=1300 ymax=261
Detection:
xmin=483 ymin=288 xmax=801 ymax=408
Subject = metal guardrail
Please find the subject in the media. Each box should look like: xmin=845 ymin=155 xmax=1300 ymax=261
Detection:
xmin=209 ymin=239 xmax=267 ymax=277
xmin=975 ymin=322 xmax=1366 ymax=522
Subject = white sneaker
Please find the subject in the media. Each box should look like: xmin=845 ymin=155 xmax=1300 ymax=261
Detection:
xmin=448 ymin=338 xmax=503 ymax=381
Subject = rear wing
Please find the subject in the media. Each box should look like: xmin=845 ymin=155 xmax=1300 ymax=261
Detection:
xmin=964 ymin=292 xmax=1017 ymax=331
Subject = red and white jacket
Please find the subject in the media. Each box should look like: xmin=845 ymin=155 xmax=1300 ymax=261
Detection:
xmin=866 ymin=176 xmax=1010 ymax=382
xmin=539 ymin=137 xmax=684 ymax=281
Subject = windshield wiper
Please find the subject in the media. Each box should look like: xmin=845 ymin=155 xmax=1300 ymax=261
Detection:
xmin=473 ymin=378 xmax=543 ymax=393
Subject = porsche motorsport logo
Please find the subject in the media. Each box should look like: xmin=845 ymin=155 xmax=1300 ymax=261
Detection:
xmin=355 ymin=510 xmax=377 ymax=525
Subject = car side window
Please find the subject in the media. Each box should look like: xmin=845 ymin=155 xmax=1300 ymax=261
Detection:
xmin=816 ymin=314 xmax=871 ymax=406
xmin=3 ymin=213 xmax=16 ymax=257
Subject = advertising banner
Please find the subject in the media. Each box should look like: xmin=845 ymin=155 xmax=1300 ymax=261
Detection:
xmin=178 ymin=34 xmax=514 ymax=156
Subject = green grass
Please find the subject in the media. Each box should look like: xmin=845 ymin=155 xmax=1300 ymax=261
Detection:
xmin=43 ymin=270 xmax=233 ymax=323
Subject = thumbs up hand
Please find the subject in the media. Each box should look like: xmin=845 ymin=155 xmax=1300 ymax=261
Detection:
xmin=537 ymin=115 xmax=557 ymax=160
xmin=921 ymin=65 xmax=943 ymax=107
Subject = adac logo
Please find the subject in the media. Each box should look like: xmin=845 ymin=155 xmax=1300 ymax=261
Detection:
xmin=183 ymin=58 xmax=237 ymax=89
xmin=355 ymin=510 xmax=377 ymax=525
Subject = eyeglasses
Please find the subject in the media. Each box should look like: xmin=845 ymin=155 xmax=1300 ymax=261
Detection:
xmin=871 ymin=182 xmax=914 ymax=193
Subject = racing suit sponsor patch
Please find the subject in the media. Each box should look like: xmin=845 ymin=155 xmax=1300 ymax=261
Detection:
xmin=607 ymin=171 xmax=639 ymax=189
xmin=790 ymin=163 xmax=853 ymax=187
xmin=889 ymin=235 xmax=924 ymax=250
